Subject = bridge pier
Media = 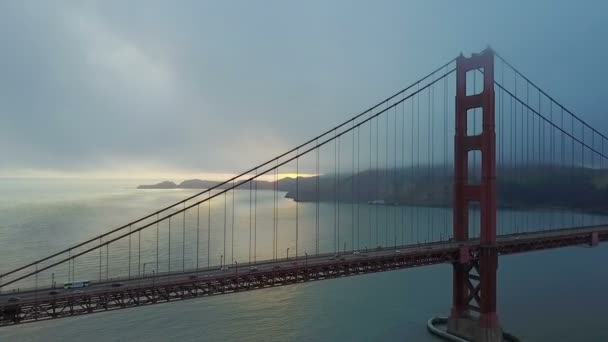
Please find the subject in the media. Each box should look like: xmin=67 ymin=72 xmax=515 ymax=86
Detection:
xmin=446 ymin=248 xmax=503 ymax=342
xmin=447 ymin=315 xmax=503 ymax=342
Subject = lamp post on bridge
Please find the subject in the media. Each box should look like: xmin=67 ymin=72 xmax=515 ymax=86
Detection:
xmin=152 ymin=270 xmax=156 ymax=300
xmin=142 ymin=262 xmax=155 ymax=289
xmin=220 ymin=255 xmax=223 ymax=268
xmin=286 ymin=248 xmax=290 ymax=261
xmin=303 ymin=252 xmax=308 ymax=281
xmin=143 ymin=262 xmax=154 ymax=277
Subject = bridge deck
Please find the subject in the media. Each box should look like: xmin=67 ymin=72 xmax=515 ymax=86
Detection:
xmin=1 ymin=225 xmax=607 ymax=326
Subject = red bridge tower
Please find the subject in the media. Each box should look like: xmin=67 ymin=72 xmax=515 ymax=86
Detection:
xmin=448 ymin=48 xmax=502 ymax=342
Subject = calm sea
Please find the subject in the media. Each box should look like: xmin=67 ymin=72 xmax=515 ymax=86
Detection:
xmin=0 ymin=179 xmax=607 ymax=341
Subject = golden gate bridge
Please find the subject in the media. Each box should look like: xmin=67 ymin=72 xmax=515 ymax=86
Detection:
xmin=2 ymin=48 xmax=607 ymax=342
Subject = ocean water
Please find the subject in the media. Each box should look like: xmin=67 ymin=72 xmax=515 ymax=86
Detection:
xmin=0 ymin=179 xmax=607 ymax=341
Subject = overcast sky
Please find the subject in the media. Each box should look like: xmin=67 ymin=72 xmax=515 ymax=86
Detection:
xmin=1 ymin=0 xmax=607 ymax=179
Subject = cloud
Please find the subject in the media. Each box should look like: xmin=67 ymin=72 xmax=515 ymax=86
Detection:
xmin=1 ymin=0 xmax=607 ymax=179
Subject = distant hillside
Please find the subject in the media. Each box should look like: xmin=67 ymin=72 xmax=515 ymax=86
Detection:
xmin=138 ymin=178 xmax=283 ymax=191
xmin=282 ymin=165 xmax=608 ymax=214
xmin=138 ymin=181 xmax=178 ymax=189
xmin=138 ymin=165 xmax=608 ymax=214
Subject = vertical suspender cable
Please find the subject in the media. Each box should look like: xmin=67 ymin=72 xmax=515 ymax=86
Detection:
xmin=223 ymin=192 xmax=227 ymax=266
xmin=249 ymin=179 xmax=252 ymax=264
xmin=385 ymin=103 xmax=389 ymax=246
xmin=368 ymin=116 xmax=372 ymax=249
xmin=428 ymin=83 xmax=433 ymax=242
xmin=357 ymin=125 xmax=361 ymax=249
xmin=538 ymin=90 xmax=543 ymax=230
xmin=196 ymin=204 xmax=200 ymax=271
xmin=550 ymin=101 xmax=554 ymax=228
xmin=128 ymin=225 xmax=132 ymax=279
xmin=254 ymin=169 xmax=258 ymax=263
xmin=316 ymin=141 xmax=320 ymax=255
xmin=334 ymin=133 xmax=338 ymax=254
xmin=231 ymin=180 xmax=235 ymax=265
xmin=444 ymin=67 xmax=449 ymax=240
xmin=352 ymin=122 xmax=355 ymax=252
xmin=524 ymin=82 xmax=534 ymax=230
xmin=509 ymin=85 xmax=514 ymax=233
xmin=156 ymin=214 xmax=159 ymax=275
xmin=401 ymin=95 xmax=406 ymax=244
xmin=208 ymin=195 xmax=211 ymax=268
xmin=561 ymin=107 xmax=565 ymax=226
xmin=376 ymin=116 xmax=379 ymax=246
xmin=106 ymin=243 xmax=109 ymax=280
xmin=411 ymin=91 xmax=415 ymax=243
xmin=99 ymin=238 xmax=102 ymax=282
xmin=138 ymin=230 xmax=141 ymax=277
xmin=168 ymin=217 xmax=172 ymax=273
xmin=275 ymin=161 xmax=279 ymax=259
xmin=582 ymin=123 xmax=585 ymax=226
xmin=514 ymin=73 xmax=520 ymax=234
xmin=276 ymin=164 xmax=279 ymax=259
xmin=416 ymin=88 xmax=421 ymax=243
xmin=296 ymin=149 xmax=299 ymax=259
xmin=338 ymin=136 xmax=341 ymax=253
xmin=182 ymin=203 xmax=186 ymax=272
xmin=571 ymin=109 xmax=575 ymax=227
xmin=393 ymin=105 xmax=397 ymax=247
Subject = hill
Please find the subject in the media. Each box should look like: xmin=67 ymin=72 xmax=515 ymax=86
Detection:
xmin=138 ymin=165 xmax=608 ymax=214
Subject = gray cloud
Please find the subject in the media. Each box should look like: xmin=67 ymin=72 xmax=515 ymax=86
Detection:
xmin=1 ymin=0 xmax=607 ymax=178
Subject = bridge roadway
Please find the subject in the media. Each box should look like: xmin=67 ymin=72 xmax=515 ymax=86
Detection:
xmin=1 ymin=224 xmax=607 ymax=325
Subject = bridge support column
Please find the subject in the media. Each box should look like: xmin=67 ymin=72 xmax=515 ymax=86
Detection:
xmin=448 ymin=48 xmax=503 ymax=342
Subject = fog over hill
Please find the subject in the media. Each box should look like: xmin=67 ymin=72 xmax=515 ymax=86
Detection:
xmin=139 ymin=165 xmax=608 ymax=214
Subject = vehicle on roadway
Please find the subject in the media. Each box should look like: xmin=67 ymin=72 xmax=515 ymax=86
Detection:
xmin=249 ymin=266 xmax=258 ymax=272
xmin=353 ymin=251 xmax=361 ymax=255
xmin=110 ymin=282 xmax=124 ymax=288
xmin=7 ymin=296 xmax=20 ymax=303
xmin=220 ymin=266 xmax=230 ymax=271
xmin=63 ymin=280 xmax=91 ymax=289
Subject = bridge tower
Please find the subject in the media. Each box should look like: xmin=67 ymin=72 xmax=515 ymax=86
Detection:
xmin=448 ymin=48 xmax=502 ymax=342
